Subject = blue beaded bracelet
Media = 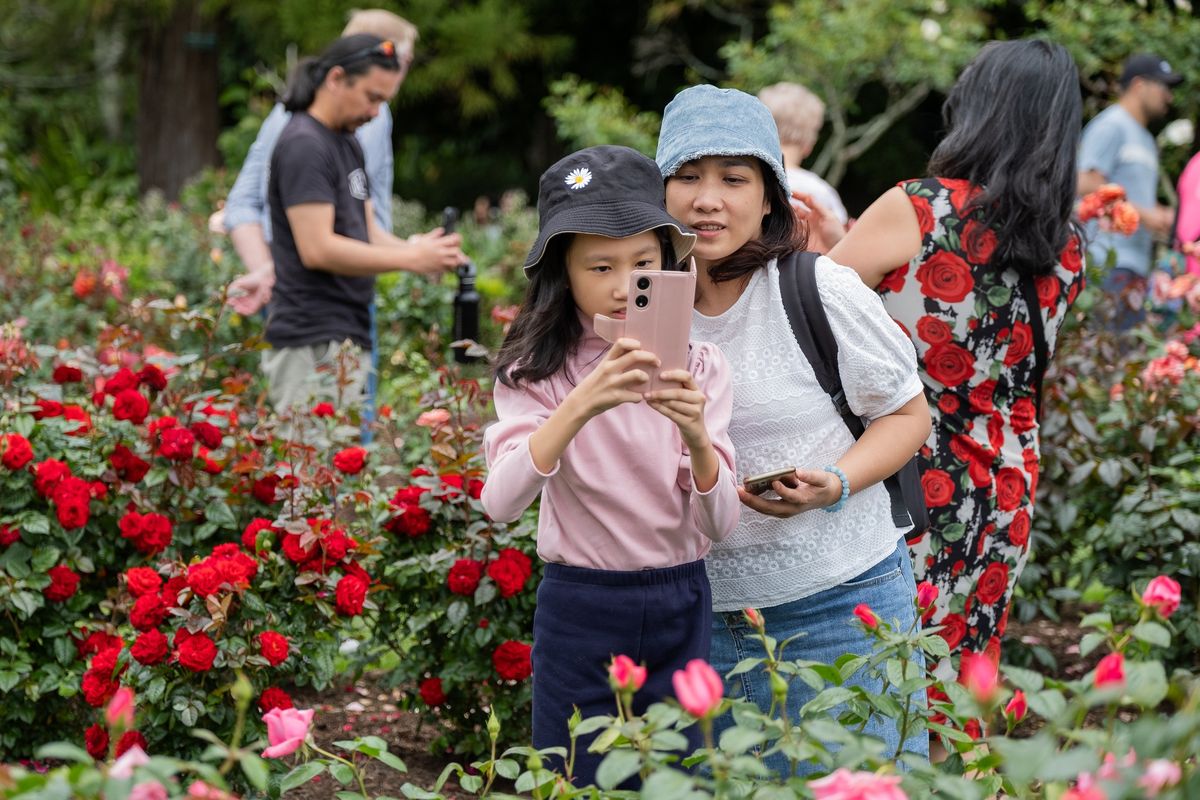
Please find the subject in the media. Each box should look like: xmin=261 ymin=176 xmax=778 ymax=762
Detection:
xmin=822 ymin=465 xmax=850 ymax=513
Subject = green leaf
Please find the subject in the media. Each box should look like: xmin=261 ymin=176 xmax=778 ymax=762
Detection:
xmin=800 ymin=686 xmax=855 ymax=715
xmin=399 ymin=785 xmax=441 ymax=800
xmin=1003 ymin=665 xmax=1045 ymax=693
xmin=204 ymin=499 xmax=237 ymax=528
xmin=1126 ymin=660 xmax=1169 ymax=707
xmin=595 ymin=750 xmax=641 ymax=790
xmin=726 ymin=657 xmax=765 ymax=677
xmin=638 ymin=767 xmax=697 ymax=799
xmin=281 ymin=762 xmax=326 ymax=793
xmin=1079 ymin=632 xmax=1106 ymax=657
xmin=1131 ymin=621 xmax=1171 ymax=649
xmin=493 ymin=758 xmax=519 ymax=780
xmin=35 ymin=742 xmax=92 ymax=763
xmin=239 ymin=753 xmax=269 ymax=792
xmin=718 ymin=726 xmax=768 ymax=753
xmin=986 ymin=284 xmax=1013 ymax=307
xmin=30 ymin=546 xmax=60 ymax=573
xmin=1027 ymin=688 xmax=1066 ymax=721
xmin=446 ymin=600 xmax=468 ymax=627
xmin=940 ymin=522 xmax=966 ymax=543
xmin=459 ymin=774 xmax=483 ymax=793
xmin=376 ymin=751 xmax=408 ymax=773
xmin=329 ymin=762 xmax=356 ymax=785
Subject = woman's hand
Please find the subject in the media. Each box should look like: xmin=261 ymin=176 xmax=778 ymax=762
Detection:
xmin=737 ymin=467 xmax=842 ymax=518
xmin=792 ymin=191 xmax=846 ymax=253
xmin=646 ymin=369 xmax=709 ymax=451
xmin=571 ymin=337 xmax=659 ymax=419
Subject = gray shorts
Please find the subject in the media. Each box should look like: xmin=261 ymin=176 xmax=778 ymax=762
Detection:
xmin=261 ymin=340 xmax=371 ymax=414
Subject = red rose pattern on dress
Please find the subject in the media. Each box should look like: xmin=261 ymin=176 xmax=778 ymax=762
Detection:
xmin=879 ymin=177 xmax=1085 ymax=681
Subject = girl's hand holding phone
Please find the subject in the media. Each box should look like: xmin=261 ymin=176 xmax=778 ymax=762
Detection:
xmin=737 ymin=468 xmax=843 ymax=518
xmin=645 ymin=369 xmax=709 ymax=451
xmin=572 ymin=337 xmax=660 ymax=418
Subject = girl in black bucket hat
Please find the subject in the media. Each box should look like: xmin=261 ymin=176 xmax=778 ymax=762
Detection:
xmin=481 ymin=145 xmax=740 ymax=786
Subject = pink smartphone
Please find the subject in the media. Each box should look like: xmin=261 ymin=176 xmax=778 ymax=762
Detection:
xmin=622 ymin=263 xmax=697 ymax=394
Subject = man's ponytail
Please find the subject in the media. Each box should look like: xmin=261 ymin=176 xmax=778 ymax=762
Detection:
xmin=282 ymin=58 xmax=326 ymax=112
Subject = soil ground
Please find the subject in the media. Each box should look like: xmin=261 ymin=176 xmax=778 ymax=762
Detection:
xmin=283 ymin=612 xmax=1102 ymax=798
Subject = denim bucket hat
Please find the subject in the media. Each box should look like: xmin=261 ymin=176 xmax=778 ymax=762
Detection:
xmin=524 ymin=145 xmax=697 ymax=276
xmin=655 ymin=85 xmax=790 ymax=194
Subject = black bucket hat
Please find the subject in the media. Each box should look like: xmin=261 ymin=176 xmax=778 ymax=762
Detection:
xmin=523 ymin=145 xmax=696 ymax=276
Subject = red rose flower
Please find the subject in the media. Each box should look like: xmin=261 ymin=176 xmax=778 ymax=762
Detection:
xmin=335 ymin=574 xmax=368 ymax=616
xmin=187 ymin=562 xmax=224 ymax=598
xmin=258 ymin=631 xmax=290 ymax=666
xmin=963 ymin=719 xmax=982 ymax=740
xmin=916 ymin=315 xmax=952 ymax=345
xmin=909 ymin=194 xmax=935 ymax=235
xmin=987 ymin=412 xmax=1004 ymax=454
xmin=110 ymin=445 xmax=151 ymax=483
xmin=161 ymin=575 xmax=187 ymax=609
xmin=994 ymin=467 xmax=1026 ymax=512
xmin=921 ymin=469 xmax=955 ymax=508
xmin=111 ymin=389 xmax=150 ymax=425
xmin=968 ymin=379 xmax=996 ymax=414
xmin=118 ymin=510 xmax=173 ymax=555
xmin=1008 ymin=509 xmax=1030 ymax=548
xmin=77 ymin=630 xmax=123 ymax=659
xmin=130 ymin=594 xmax=168 ymax=631
xmin=44 ymin=564 xmax=80 ymax=602
xmin=131 ymin=629 xmax=169 ymax=666
xmin=493 ymin=641 xmax=533 ymax=681
xmin=916 ymin=251 xmax=975 ymax=303
xmin=33 ymin=458 xmax=71 ymax=497
xmin=1 ymin=433 xmax=33 ymax=470
xmin=961 ymin=220 xmax=997 ymax=264
xmin=468 ymin=478 xmax=485 ymax=499
xmin=137 ymin=364 xmax=167 ymax=391
xmin=1003 ymin=321 xmax=1033 ymax=367
xmin=487 ymin=555 xmax=530 ymax=598
xmin=252 ymin=474 xmax=281 ymax=504
xmin=91 ymin=647 xmax=125 ymax=678
xmin=975 ymin=561 xmax=1010 ymax=606
xmin=281 ymin=533 xmax=317 ymax=564
xmin=85 ymin=723 xmax=109 ymax=759
xmin=1034 ymin=274 xmax=1060 ymax=309
xmin=419 ymin=677 xmax=446 ymax=706
xmin=158 ymin=427 xmax=195 ymax=461
xmin=33 ymin=399 xmax=64 ymax=419
xmin=386 ymin=504 xmax=431 ymax=537
xmin=53 ymin=476 xmax=92 ymax=529
xmin=332 ymin=447 xmax=367 ymax=475
xmin=115 ymin=731 xmax=147 ymax=757
xmin=63 ymin=405 xmax=91 ymax=436
xmin=936 ymin=394 xmax=960 ymax=415
xmin=190 ymin=422 xmax=223 ymax=450
xmin=242 ymin=518 xmax=276 ymax=555
xmin=1010 ymin=398 xmax=1037 ymax=435
xmin=0 ymin=523 xmax=20 ymax=547
xmin=103 ymin=368 xmax=138 ymax=396
xmin=177 ymin=631 xmax=218 ymax=672
xmin=81 ymin=669 xmax=119 ymax=707
xmin=877 ymin=264 xmax=908 ymax=295
xmin=497 ymin=548 xmax=532 ymax=580
xmin=321 ymin=528 xmax=353 ymax=562
xmin=53 ymin=364 xmax=84 ymax=384
xmin=147 ymin=416 xmax=178 ymax=437
xmin=447 ymin=559 xmax=484 ymax=596
xmin=924 ymin=342 xmax=975 ymax=388
xmin=259 ymin=687 xmax=293 ymax=712
xmin=937 ymin=613 xmax=967 ymax=650
xmin=311 ymin=402 xmax=335 ymax=417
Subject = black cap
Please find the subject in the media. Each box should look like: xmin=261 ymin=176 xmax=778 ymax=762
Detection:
xmin=523 ymin=145 xmax=695 ymax=276
xmin=1120 ymin=53 xmax=1183 ymax=87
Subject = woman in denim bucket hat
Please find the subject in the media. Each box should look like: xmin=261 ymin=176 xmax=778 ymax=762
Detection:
xmin=657 ymin=85 xmax=932 ymax=773
xmin=483 ymin=145 xmax=741 ymax=787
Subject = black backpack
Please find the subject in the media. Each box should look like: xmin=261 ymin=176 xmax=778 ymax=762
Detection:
xmin=777 ymin=251 xmax=931 ymax=534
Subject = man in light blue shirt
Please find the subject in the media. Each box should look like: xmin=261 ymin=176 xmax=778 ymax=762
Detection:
xmin=1078 ymin=53 xmax=1181 ymax=328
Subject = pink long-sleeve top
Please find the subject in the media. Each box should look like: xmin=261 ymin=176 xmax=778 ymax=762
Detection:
xmin=482 ymin=320 xmax=740 ymax=571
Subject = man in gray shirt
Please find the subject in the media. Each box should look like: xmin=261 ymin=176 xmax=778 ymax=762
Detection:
xmin=1078 ymin=53 xmax=1182 ymax=328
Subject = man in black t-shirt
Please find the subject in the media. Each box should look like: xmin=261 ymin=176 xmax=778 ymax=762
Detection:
xmin=263 ymin=33 xmax=464 ymax=413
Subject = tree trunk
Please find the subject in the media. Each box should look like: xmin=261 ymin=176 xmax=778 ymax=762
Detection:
xmin=136 ymin=0 xmax=220 ymax=199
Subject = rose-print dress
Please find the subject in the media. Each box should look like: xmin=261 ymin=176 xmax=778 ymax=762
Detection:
xmin=879 ymin=177 xmax=1085 ymax=682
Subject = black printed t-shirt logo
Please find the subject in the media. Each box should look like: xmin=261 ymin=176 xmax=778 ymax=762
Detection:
xmin=348 ymin=169 xmax=368 ymax=200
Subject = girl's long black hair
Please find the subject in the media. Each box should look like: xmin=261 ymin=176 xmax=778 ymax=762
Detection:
xmin=495 ymin=228 xmax=678 ymax=387
xmin=282 ymin=34 xmax=400 ymax=112
xmin=688 ymin=159 xmax=806 ymax=286
xmin=928 ymin=39 xmax=1084 ymax=277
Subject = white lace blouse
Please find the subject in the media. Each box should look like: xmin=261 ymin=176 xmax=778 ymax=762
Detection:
xmin=691 ymin=256 xmax=923 ymax=612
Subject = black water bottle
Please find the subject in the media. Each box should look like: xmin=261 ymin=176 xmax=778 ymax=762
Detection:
xmin=443 ymin=206 xmax=481 ymax=364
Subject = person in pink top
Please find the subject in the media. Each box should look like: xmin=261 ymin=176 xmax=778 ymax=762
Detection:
xmin=482 ymin=145 xmax=739 ymax=785
xmin=1175 ymin=150 xmax=1200 ymax=276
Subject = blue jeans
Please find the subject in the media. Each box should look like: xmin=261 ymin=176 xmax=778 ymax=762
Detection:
xmin=709 ymin=539 xmax=928 ymax=776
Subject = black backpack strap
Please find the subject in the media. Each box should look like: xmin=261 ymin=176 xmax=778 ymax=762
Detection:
xmin=1017 ymin=275 xmax=1048 ymax=417
xmin=778 ymin=251 xmax=914 ymax=528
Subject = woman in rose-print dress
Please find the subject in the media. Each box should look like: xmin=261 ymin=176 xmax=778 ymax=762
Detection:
xmin=828 ymin=40 xmax=1086 ymax=682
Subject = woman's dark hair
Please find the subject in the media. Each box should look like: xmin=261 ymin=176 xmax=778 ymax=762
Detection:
xmin=695 ymin=159 xmax=806 ymax=286
xmin=282 ymin=34 xmax=400 ymax=112
xmin=928 ymin=39 xmax=1084 ymax=277
xmin=495 ymin=227 xmax=678 ymax=387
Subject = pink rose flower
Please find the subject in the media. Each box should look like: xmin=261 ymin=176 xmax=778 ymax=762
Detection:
xmin=1063 ymin=772 xmax=1107 ymax=800
xmin=1004 ymin=689 xmax=1027 ymax=722
xmin=110 ymin=745 xmax=150 ymax=779
xmin=1138 ymin=759 xmax=1182 ymax=796
xmin=1141 ymin=575 xmax=1181 ymax=619
xmin=853 ymin=603 xmax=879 ymax=629
xmin=608 ymin=655 xmax=647 ymax=693
xmin=743 ymin=608 xmax=764 ymax=629
xmin=415 ymin=409 xmax=451 ymax=428
xmin=916 ymin=582 xmax=939 ymax=619
xmin=261 ymin=707 xmax=314 ymax=758
xmin=129 ymin=781 xmax=169 ymax=800
xmin=671 ymin=659 xmax=723 ymax=718
xmin=959 ymin=651 xmax=998 ymax=704
xmin=1093 ymin=652 xmax=1125 ymax=689
xmin=105 ymin=686 xmax=136 ymax=730
xmin=809 ymin=767 xmax=908 ymax=800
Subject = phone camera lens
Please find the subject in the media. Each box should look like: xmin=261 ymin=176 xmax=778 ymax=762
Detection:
xmin=636 ymin=276 xmax=651 ymax=291
xmin=635 ymin=295 xmax=649 ymax=308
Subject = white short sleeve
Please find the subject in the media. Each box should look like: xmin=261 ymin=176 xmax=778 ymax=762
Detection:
xmin=814 ymin=256 xmax=924 ymax=420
